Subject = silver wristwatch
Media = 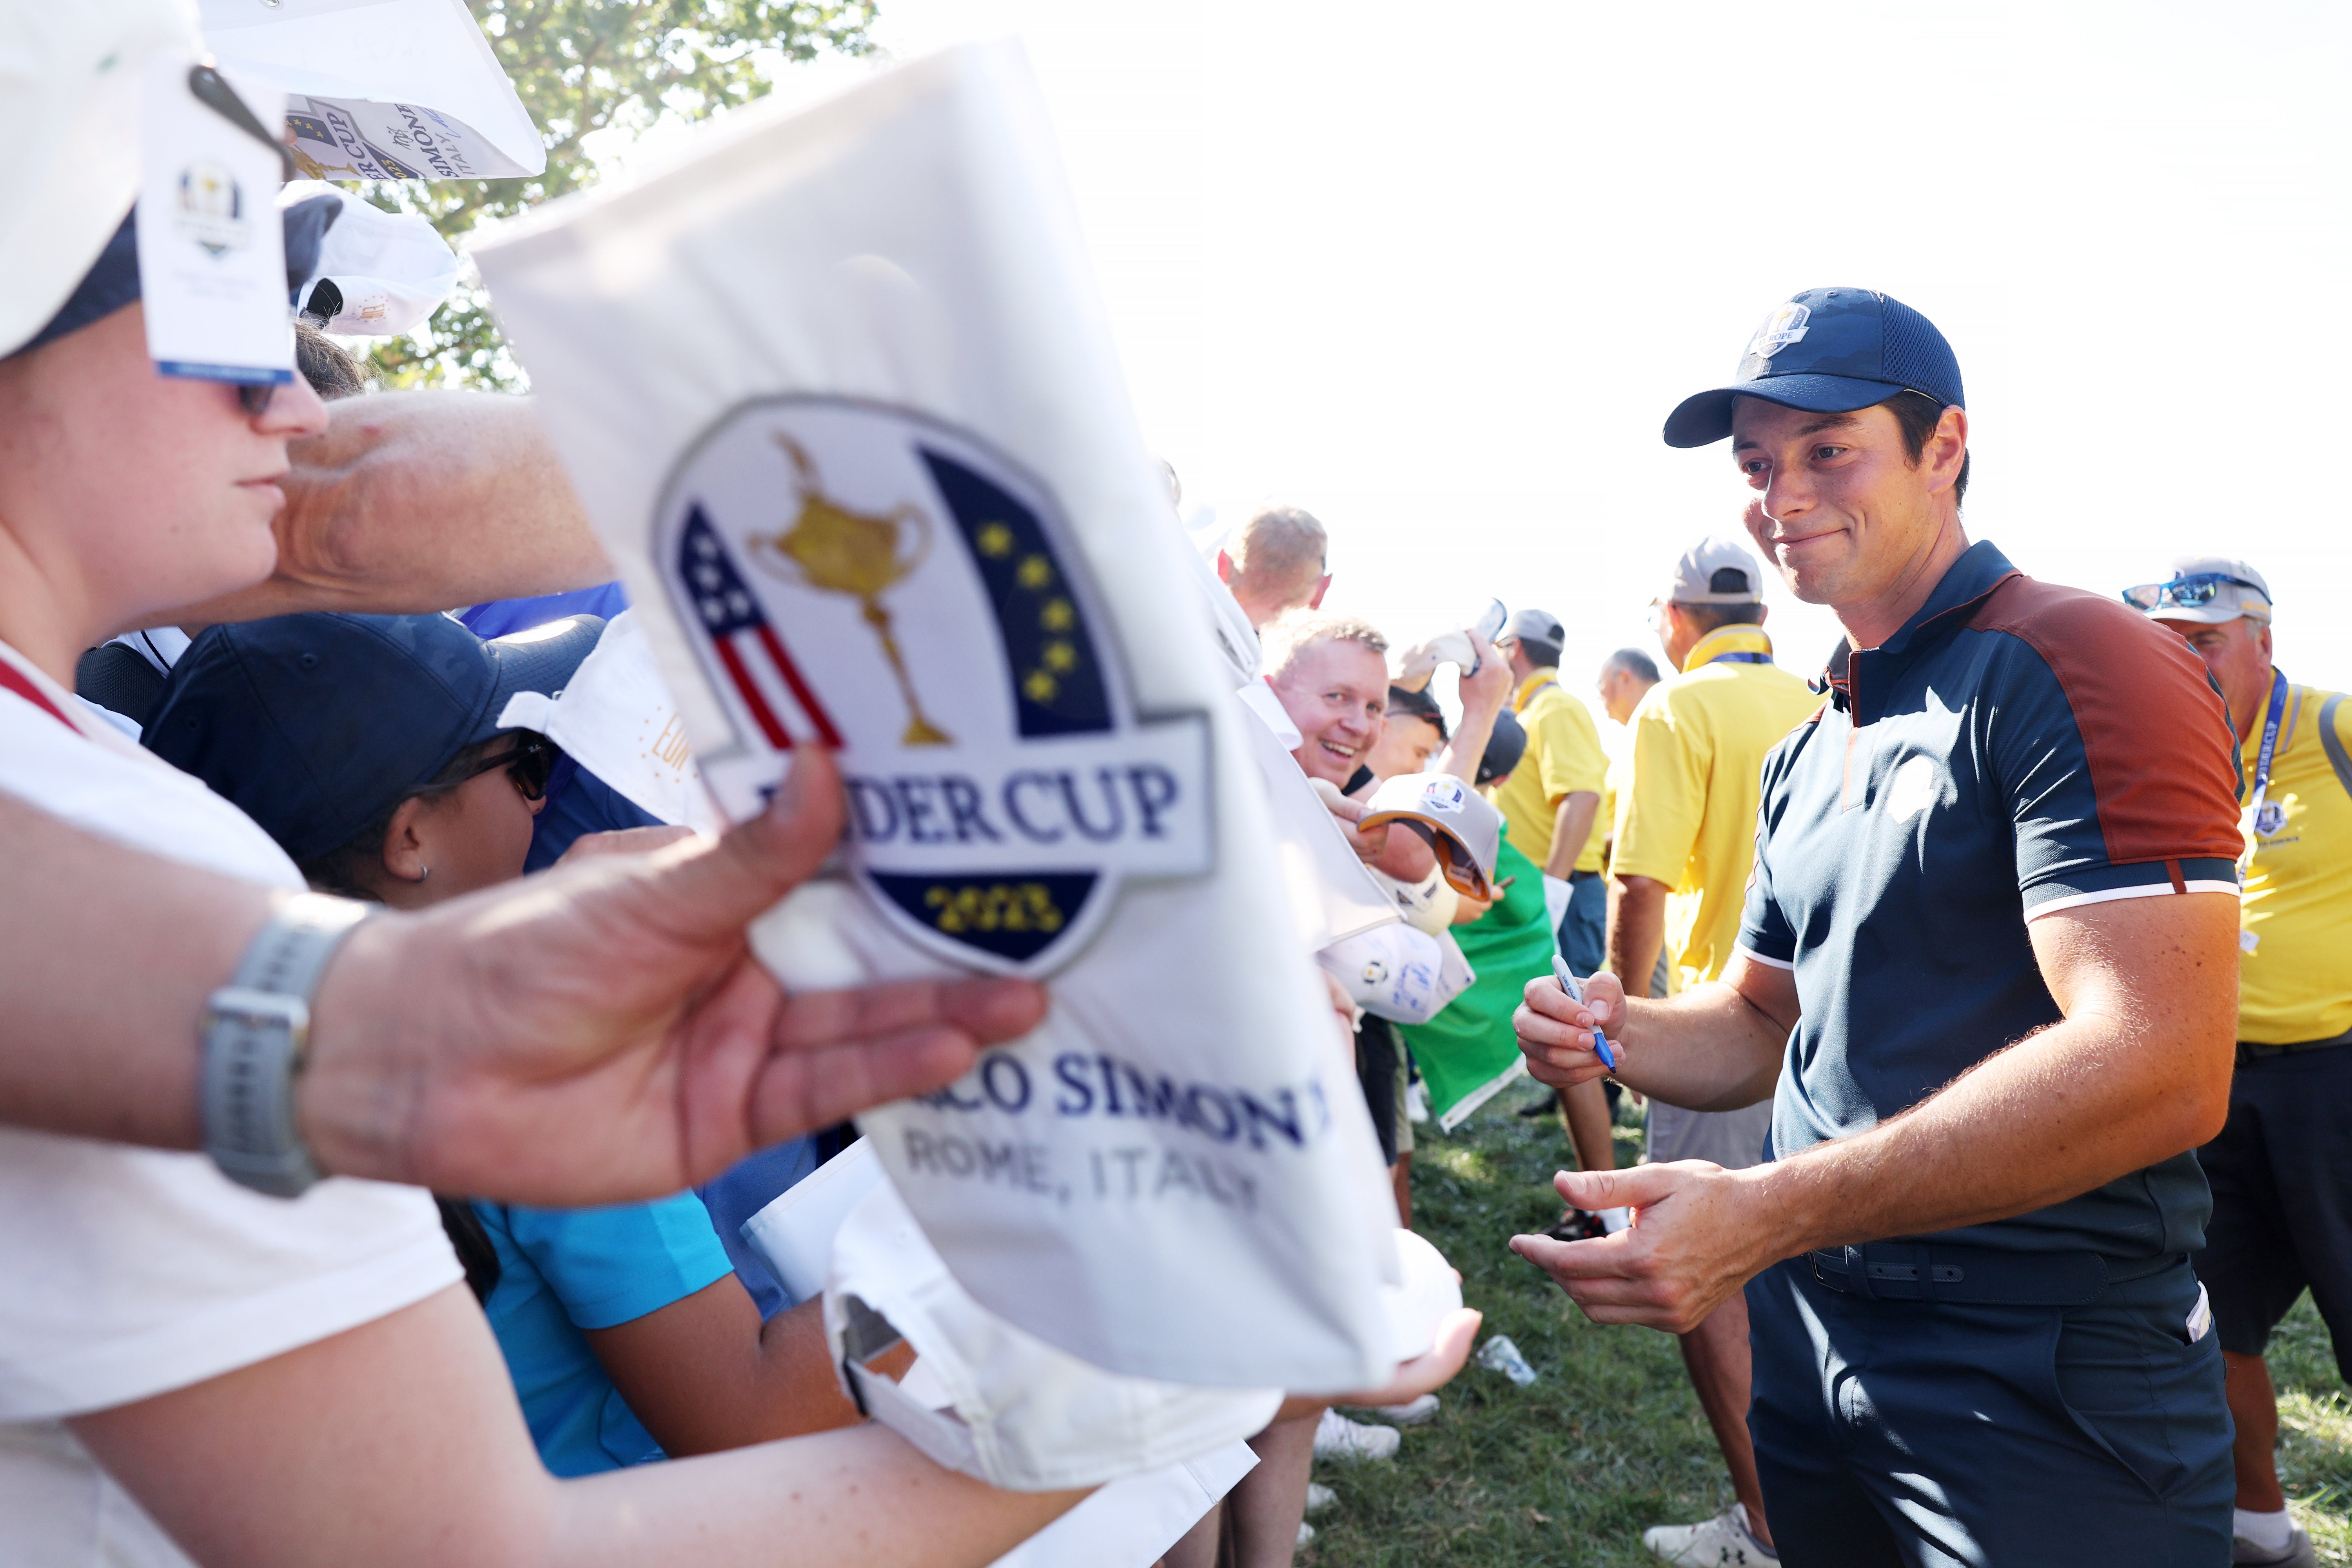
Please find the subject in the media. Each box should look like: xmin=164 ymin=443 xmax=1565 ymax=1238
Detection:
xmin=200 ymin=892 xmax=374 ymax=1198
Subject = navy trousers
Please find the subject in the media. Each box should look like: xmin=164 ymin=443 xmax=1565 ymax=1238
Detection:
xmin=1746 ymin=1255 xmax=2233 ymax=1566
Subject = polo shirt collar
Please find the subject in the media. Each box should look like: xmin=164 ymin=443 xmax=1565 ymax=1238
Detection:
xmin=1835 ymin=540 xmax=2021 ymax=723
xmin=1512 ymin=669 xmax=1558 ymax=712
xmin=1680 ymin=624 xmax=1775 ymax=673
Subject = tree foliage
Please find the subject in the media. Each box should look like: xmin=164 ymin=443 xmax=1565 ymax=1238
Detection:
xmin=361 ymin=0 xmax=877 ymax=391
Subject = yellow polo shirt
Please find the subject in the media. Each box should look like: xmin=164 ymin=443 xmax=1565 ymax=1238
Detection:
xmin=1612 ymin=625 xmax=1822 ymax=988
xmin=1489 ymin=670 xmax=1608 ymax=874
xmin=2238 ymin=676 xmax=2352 ymax=1045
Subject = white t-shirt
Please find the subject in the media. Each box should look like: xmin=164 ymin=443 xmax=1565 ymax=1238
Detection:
xmin=0 ymin=641 xmax=461 ymax=1567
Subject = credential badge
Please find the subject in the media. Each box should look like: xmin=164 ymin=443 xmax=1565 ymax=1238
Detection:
xmin=657 ymin=397 xmax=1212 ymax=977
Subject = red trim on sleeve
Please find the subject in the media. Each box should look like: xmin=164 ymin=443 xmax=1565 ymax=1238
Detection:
xmin=1965 ymin=577 xmax=2243 ymax=867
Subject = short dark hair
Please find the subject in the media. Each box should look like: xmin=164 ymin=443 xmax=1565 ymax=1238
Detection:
xmin=1882 ymin=390 xmax=1969 ymax=507
xmin=1672 ymin=602 xmax=1762 ymax=635
xmin=1603 ymin=648 xmax=1660 ymax=683
xmin=1517 ymin=639 xmax=1562 ymax=670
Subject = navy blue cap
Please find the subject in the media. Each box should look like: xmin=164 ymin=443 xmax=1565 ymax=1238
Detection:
xmin=14 ymin=196 xmax=343 ymax=360
xmin=1662 ymin=287 xmax=1963 ymax=448
xmin=145 ymin=612 xmax=603 ymax=862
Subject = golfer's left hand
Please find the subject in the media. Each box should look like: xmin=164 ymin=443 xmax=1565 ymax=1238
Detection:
xmin=1508 ymin=1162 xmax=1773 ymax=1333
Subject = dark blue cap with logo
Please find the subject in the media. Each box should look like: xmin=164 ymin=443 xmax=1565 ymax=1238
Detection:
xmin=1662 ymin=287 xmax=1963 ymax=448
xmin=145 ymin=611 xmax=603 ymax=862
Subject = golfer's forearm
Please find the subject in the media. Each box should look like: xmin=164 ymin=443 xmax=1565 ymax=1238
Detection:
xmin=1748 ymin=1018 xmax=2229 ymax=1255
xmin=1543 ymin=793 xmax=1598 ymax=880
xmin=0 ymin=794 xmax=270 ymax=1149
xmin=552 ymin=1425 xmax=1085 ymax=1568
xmin=172 ymin=391 xmax=611 ymax=625
xmin=1605 ymin=875 xmax=1666 ymax=994
xmin=1614 ymin=978 xmax=1784 ymax=1111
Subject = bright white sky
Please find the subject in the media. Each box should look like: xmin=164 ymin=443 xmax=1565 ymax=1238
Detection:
xmin=715 ymin=1 xmax=2352 ymax=711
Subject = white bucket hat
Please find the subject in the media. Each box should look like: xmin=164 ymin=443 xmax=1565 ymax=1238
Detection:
xmin=280 ymin=181 xmax=459 ymax=337
xmin=0 ymin=0 xmax=197 ymax=358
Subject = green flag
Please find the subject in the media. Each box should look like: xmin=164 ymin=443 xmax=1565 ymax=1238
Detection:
xmin=1402 ymin=826 xmax=1553 ymax=1129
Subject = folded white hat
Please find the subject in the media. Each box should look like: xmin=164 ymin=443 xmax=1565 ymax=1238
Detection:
xmin=1357 ymin=771 xmax=1503 ymax=900
xmin=825 ymin=1176 xmax=1284 ymax=1492
xmin=279 ymin=180 xmax=459 ymax=337
xmin=1316 ymin=920 xmax=1474 ymax=1027
xmin=0 ymin=0 xmax=195 ymax=358
xmin=1383 ymin=1227 xmax=1464 ymax=1363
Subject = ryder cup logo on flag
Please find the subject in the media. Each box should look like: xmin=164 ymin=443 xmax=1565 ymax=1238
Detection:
xmin=660 ymin=398 xmax=1212 ymax=976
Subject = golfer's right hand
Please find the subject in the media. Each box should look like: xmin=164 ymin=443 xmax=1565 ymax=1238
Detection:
xmin=1514 ymin=968 xmax=1625 ymax=1087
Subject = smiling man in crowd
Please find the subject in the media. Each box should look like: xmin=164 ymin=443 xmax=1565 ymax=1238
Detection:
xmin=1513 ymin=289 xmax=2246 ymax=1563
xmin=2133 ymin=556 xmax=2352 ymax=1568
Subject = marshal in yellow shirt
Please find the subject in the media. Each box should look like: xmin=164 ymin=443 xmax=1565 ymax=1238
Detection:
xmin=1490 ymin=670 xmax=1608 ymax=875
xmin=2238 ymin=675 xmax=2352 ymax=1045
xmin=1612 ymin=625 xmax=1822 ymax=989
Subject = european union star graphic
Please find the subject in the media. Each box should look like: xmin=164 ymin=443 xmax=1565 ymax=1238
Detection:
xmin=920 ymin=448 xmax=1110 ymax=738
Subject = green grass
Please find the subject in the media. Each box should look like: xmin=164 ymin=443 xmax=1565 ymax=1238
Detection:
xmin=1302 ymin=1091 xmax=2352 ymax=1566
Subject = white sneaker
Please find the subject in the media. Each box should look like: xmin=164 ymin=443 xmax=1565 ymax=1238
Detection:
xmin=1642 ymin=1504 xmax=1777 ymax=1565
xmin=2233 ymin=1523 xmax=2317 ymax=1566
xmin=1365 ymin=1393 xmax=1440 ymax=1426
xmin=1312 ymin=1407 xmax=1400 ymax=1461
xmin=1295 ymin=1520 xmax=1315 ymax=1549
xmin=1304 ymin=1483 xmax=1338 ymax=1516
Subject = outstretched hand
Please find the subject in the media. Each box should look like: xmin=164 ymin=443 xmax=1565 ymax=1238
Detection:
xmin=1509 ymin=1164 xmax=1769 ymax=1334
xmin=301 ymin=746 xmax=1048 ymax=1205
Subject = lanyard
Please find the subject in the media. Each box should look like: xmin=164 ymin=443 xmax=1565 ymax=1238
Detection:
xmin=0 ymin=661 xmax=77 ymax=731
xmin=2245 ymin=670 xmax=2289 ymax=836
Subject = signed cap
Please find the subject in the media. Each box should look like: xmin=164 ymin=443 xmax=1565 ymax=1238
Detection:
xmin=1663 ymin=287 xmax=1963 ymax=449
xmin=1357 ymin=771 xmax=1501 ymax=900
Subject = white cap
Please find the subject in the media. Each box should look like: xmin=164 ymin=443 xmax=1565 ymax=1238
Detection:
xmin=2127 ymin=555 xmax=2273 ymax=626
xmin=1315 ymin=921 xmax=1474 ymax=1027
xmin=1660 ymin=536 xmax=1765 ymax=604
xmin=824 ymin=1176 xmax=1284 ymax=1491
xmin=0 ymin=1 xmax=198 ymax=358
xmin=280 ymin=181 xmax=459 ymax=337
xmin=1357 ymin=771 xmax=1502 ymax=900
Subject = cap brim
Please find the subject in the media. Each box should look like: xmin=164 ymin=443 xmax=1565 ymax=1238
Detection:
xmin=2145 ymin=603 xmax=2261 ymax=627
xmin=480 ymin=614 xmax=606 ymax=738
xmin=1662 ymin=373 xmax=1909 ymax=448
xmin=1357 ymin=810 xmax=1492 ymax=901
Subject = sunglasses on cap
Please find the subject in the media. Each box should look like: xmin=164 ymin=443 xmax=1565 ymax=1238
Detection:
xmin=2120 ymin=573 xmax=2262 ymax=613
xmin=414 ymin=733 xmax=559 ymax=802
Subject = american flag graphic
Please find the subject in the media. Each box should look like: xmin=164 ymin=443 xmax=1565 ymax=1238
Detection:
xmin=678 ymin=505 xmax=842 ymax=750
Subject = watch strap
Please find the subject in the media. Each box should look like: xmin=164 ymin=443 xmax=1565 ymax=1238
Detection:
xmin=201 ymin=892 xmax=373 ymax=1198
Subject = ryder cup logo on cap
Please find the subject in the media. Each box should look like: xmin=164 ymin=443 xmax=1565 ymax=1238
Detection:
xmin=1664 ymin=287 xmax=1963 ymax=448
xmin=1417 ymin=777 xmax=1467 ymax=815
xmin=658 ymin=397 xmax=1212 ymax=977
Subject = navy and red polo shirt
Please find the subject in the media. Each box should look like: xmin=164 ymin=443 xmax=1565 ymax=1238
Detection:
xmin=1737 ymin=540 xmax=2243 ymax=1260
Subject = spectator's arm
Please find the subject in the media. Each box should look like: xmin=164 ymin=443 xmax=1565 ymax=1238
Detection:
xmin=1433 ymin=632 xmax=1510 ymax=785
xmin=1606 ymin=874 xmax=1669 ymax=996
xmin=73 ymin=1285 xmax=1082 ymax=1568
xmin=589 ymin=1289 xmax=877 ymax=1452
xmin=0 ymin=750 xmax=1046 ymax=1204
xmin=160 ymin=391 xmax=613 ymax=626
xmin=1543 ymin=792 xmax=1599 ymax=881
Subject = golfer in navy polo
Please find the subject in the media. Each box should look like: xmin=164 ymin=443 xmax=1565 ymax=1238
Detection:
xmin=1511 ymin=289 xmax=2246 ymax=1564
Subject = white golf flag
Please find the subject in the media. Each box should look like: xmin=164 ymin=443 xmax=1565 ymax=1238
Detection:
xmin=473 ymin=43 xmax=1397 ymax=1392
xmin=200 ymin=0 xmax=544 ymax=181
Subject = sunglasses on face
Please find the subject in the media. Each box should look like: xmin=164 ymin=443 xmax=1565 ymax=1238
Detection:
xmin=2120 ymin=573 xmax=2260 ymax=612
xmin=419 ymin=733 xmax=559 ymax=802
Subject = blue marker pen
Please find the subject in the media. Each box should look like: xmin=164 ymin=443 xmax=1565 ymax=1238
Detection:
xmin=1552 ymin=955 xmax=1619 ymax=1071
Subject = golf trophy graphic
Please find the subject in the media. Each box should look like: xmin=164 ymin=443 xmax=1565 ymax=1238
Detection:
xmin=753 ymin=433 xmax=953 ymax=746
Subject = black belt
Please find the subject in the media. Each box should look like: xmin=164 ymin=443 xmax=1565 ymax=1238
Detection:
xmin=1806 ymin=1242 xmax=2181 ymax=1307
xmin=2237 ymin=1032 xmax=2352 ymax=1066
